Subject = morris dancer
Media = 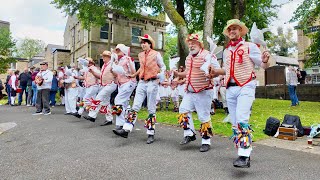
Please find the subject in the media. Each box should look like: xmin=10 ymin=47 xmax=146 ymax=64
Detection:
xmin=173 ymin=33 xmax=220 ymax=152
xmin=110 ymin=44 xmax=136 ymax=131
xmin=74 ymin=58 xmax=100 ymax=118
xmin=209 ymin=19 xmax=270 ymax=167
xmin=113 ymin=34 xmax=166 ymax=144
xmin=61 ymin=66 xmax=78 ymax=115
xmin=83 ymin=51 xmax=117 ymax=126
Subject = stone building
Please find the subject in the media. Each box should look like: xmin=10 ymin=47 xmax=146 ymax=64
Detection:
xmin=64 ymin=12 xmax=168 ymax=67
xmin=0 ymin=58 xmax=28 ymax=85
xmin=296 ymin=20 xmax=320 ymax=84
xmin=29 ymin=44 xmax=67 ymax=70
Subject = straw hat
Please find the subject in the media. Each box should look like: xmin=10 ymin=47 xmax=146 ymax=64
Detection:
xmin=101 ymin=50 xmax=112 ymax=57
xmin=138 ymin=34 xmax=155 ymax=49
xmin=223 ymin=19 xmax=249 ymax=37
xmin=185 ymin=34 xmax=204 ymax=48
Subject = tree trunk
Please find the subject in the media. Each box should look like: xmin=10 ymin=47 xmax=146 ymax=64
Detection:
xmin=231 ymin=0 xmax=245 ymax=19
xmin=203 ymin=0 xmax=216 ymax=49
xmin=161 ymin=0 xmax=189 ymax=67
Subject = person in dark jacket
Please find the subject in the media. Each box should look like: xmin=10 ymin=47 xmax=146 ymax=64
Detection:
xmin=26 ymin=67 xmax=35 ymax=106
xmin=50 ymin=70 xmax=59 ymax=107
xmin=18 ymin=67 xmax=32 ymax=105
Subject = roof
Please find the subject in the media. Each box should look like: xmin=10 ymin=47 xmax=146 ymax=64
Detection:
xmin=46 ymin=44 xmax=65 ymax=53
xmin=273 ymin=55 xmax=299 ymax=66
xmin=53 ymin=49 xmax=70 ymax=53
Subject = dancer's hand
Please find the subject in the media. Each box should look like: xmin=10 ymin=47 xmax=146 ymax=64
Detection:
xmin=262 ymin=51 xmax=270 ymax=63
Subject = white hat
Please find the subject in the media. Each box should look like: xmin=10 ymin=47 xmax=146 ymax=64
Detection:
xmin=115 ymin=44 xmax=130 ymax=56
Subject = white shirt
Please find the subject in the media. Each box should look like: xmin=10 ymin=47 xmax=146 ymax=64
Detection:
xmin=36 ymin=69 xmax=53 ymax=90
xmin=155 ymin=52 xmax=166 ymax=73
xmin=10 ymin=75 xmax=17 ymax=90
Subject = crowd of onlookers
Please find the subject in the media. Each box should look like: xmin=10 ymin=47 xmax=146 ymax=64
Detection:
xmin=0 ymin=65 xmax=60 ymax=107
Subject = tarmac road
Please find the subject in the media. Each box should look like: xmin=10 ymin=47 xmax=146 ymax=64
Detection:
xmin=1 ymin=105 xmax=319 ymax=179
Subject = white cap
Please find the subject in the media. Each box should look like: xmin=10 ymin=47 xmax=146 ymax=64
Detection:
xmin=115 ymin=44 xmax=130 ymax=56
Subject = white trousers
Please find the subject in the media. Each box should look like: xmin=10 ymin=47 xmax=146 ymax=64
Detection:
xmin=179 ymin=90 xmax=213 ymax=145
xmin=219 ymin=86 xmax=227 ymax=108
xmin=123 ymin=80 xmax=159 ymax=135
xmin=114 ymin=81 xmax=136 ymax=126
xmin=78 ymin=85 xmax=99 ymax=115
xmin=88 ymin=83 xmax=117 ymax=121
xmin=65 ymin=88 xmax=78 ymax=113
xmin=226 ymin=80 xmax=256 ymax=157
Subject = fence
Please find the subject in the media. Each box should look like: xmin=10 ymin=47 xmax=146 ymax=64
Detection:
xmin=256 ymin=84 xmax=320 ymax=102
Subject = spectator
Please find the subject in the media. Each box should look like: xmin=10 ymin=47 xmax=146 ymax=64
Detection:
xmin=0 ymin=79 xmax=4 ymax=103
xmin=305 ymin=76 xmax=312 ymax=84
xmin=18 ymin=67 xmax=31 ymax=105
xmin=286 ymin=66 xmax=299 ymax=106
xmin=26 ymin=67 xmax=35 ymax=106
xmin=9 ymin=70 xmax=20 ymax=106
xmin=31 ymin=68 xmax=40 ymax=106
xmin=50 ymin=70 xmax=59 ymax=107
xmin=5 ymin=69 xmax=13 ymax=105
xmin=32 ymin=62 xmax=53 ymax=115
xmin=57 ymin=67 xmax=65 ymax=106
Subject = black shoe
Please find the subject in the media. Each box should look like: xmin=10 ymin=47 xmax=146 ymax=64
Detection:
xmin=146 ymin=135 xmax=155 ymax=144
xmin=83 ymin=115 xmax=96 ymax=122
xmin=199 ymin=144 xmax=210 ymax=152
xmin=72 ymin=113 xmax=81 ymax=118
xmin=64 ymin=112 xmax=72 ymax=115
xmin=180 ymin=135 xmax=196 ymax=145
xmin=233 ymin=156 xmax=250 ymax=168
xmin=18 ymin=103 xmax=21 ymax=106
xmin=112 ymin=126 xmax=123 ymax=131
xmin=100 ymin=120 xmax=112 ymax=126
xmin=113 ymin=129 xmax=128 ymax=138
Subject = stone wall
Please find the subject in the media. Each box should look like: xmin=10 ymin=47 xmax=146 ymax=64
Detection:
xmin=53 ymin=51 xmax=71 ymax=69
xmin=256 ymin=84 xmax=320 ymax=102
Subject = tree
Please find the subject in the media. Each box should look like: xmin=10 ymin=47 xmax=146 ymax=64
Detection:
xmin=291 ymin=0 xmax=320 ymax=67
xmin=0 ymin=27 xmax=16 ymax=74
xmin=52 ymin=0 xmax=277 ymax=65
xmin=268 ymin=27 xmax=297 ymax=57
xmin=163 ymin=34 xmax=178 ymax=69
xmin=16 ymin=38 xmax=45 ymax=60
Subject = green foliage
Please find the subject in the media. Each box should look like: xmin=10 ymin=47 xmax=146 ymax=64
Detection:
xmin=268 ymin=27 xmax=297 ymax=57
xmin=163 ymin=34 xmax=178 ymax=69
xmin=16 ymin=38 xmax=45 ymax=60
xmin=51 ymin=0 xmax=162 ymax=29
xmin=186 ymin=0 xmax=277 ymax=44
xmin=304 ymin=32 xmax=320 ymax=67
xmin=0 ymin=27 xmax=16 ymax=74
xmin=291 ymin=0 xmax=320 ymax=67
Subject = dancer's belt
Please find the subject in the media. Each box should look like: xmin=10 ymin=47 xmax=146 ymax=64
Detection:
xmin=141 ymin=77 xmax=157 ymax=82
xmin=227 ymin=82 xmax=238 ymax=88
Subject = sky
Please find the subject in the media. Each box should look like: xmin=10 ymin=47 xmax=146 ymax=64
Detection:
xmin=0 ymin=0 xmax=305 ymax=46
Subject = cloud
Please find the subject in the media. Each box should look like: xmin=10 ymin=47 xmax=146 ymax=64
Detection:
xmin=0 ymin=0 xmax=67 ymax=45
xmin=269 ymin=0 xmax=304 ymax=40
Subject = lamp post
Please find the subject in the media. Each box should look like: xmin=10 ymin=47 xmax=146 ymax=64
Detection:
xmin=107 ymin=11 xmax=113 ymax=51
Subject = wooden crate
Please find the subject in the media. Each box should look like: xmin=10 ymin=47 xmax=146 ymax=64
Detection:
xmin=313 ymin=138 xmax=320 ymax=146
xmin=278 ymin=127 xmax=297 ymax=141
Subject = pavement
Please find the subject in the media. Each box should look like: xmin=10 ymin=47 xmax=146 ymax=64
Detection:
xmin=0 ymin=105 xmax=320 ymax=179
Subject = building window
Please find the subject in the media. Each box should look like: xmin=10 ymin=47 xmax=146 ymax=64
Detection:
xmin=100 ymin=23 xmax=113 ymax=40
xmin=312 ymin=69 xmax=319 ymax=73
xmin=83 ymin=29 xmax=88 ymax=43
xmin=132 ymin=27 xmax=142 ymax=44
xmin=158 ymin=32 xmax=164 ymax=49
xmin=77 ymin=30 xmax=81 ymax=42
xmin=10 ymin=62 xmax=16 ymax=70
